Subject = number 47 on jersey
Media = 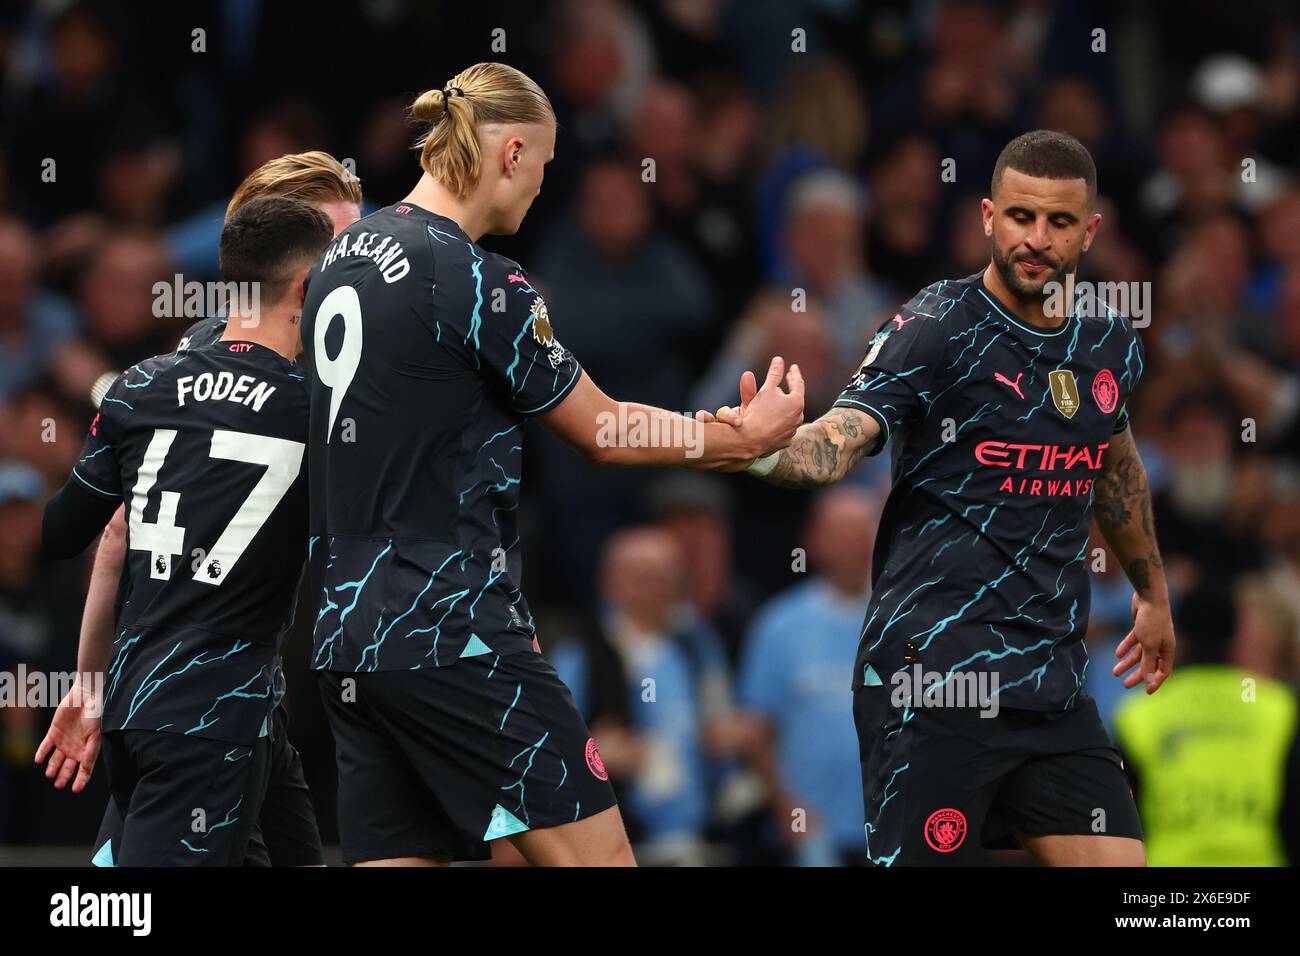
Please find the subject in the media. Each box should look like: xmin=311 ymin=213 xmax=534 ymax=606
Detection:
xmin=128 ymin=428 xmax=304 ymax=584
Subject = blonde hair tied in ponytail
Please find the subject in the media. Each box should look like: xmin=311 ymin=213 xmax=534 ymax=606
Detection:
xmin=411 ymin=62 xmax=554 ymax=198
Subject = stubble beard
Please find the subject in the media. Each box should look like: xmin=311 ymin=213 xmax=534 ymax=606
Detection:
xmin=992 ymin=243 xmax=1078 ymax=306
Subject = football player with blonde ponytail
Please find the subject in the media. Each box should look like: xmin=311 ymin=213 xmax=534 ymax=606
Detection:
xmin=303 ymin=62 xmax=803 ymax=867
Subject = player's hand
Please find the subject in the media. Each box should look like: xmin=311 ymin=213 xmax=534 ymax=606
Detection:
xmin=734 ymin=356 xmax=804 ymax=457
xmin=34 ymin=680 xmax=102 ymax=793
xmin=1112 ymin=593 xmax=1175 ymax=694
xmin=695 ymin=405 xmax=742 ymax=426
xmin=695 ymin=369 xmax=758 ymax=427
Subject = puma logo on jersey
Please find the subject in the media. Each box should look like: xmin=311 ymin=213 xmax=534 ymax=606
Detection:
xmin=891 ymin=314 xmax=917 ymax=331
xmin=994 ymin=371 xmax=1025 ymax=400
xmin=176 ymin=372 xmax=276 ymax=411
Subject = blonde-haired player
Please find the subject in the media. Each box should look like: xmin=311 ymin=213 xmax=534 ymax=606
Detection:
xmin=304 ymin=63 xmax=801 ymax=867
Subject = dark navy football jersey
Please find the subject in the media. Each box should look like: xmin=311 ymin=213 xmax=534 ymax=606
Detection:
xmin=72 ymin=339 xmax=309 ymax=743
xmin=176 ymin=316 xmax=227 ymax=352
xmin=835 ymin=273 xmax=1144 ymax=711
xmin=301 ymin=203 xmax=582 ymax=672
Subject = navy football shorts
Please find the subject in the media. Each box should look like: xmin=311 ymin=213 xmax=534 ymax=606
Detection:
xmin=93 ymin=729 xmax=271 ymax=866
xmin=94 ymin=704 xmax=322 ymax=867
xmin=852 ymin=674 xmax=1142 ymax=866
xmin=319 ymin=648 xmax=618 ymax=864
xmin=244 ymin=704 xmax=324 ymax=867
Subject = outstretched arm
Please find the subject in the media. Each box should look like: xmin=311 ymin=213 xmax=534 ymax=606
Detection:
xmin=541 ymin=358 xmax=804 ymax=472
xmin=700 ymin=402 xmax=881 ymax=488
xmin=1092 ymin=426 xmax=1175 ymax=693
xmin=758 ymin=407 xmax=882 ymax=488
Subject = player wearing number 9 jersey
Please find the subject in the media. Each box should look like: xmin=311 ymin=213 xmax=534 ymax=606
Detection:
xmin=39 ymin=198 xmax=334 ymax=866
xmin=303 ymin=64 xmax=803 ymax=866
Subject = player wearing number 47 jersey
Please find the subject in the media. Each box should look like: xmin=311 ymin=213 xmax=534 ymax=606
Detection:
xmin=39 ymin=198 xmax=335 ymax=865
xmin=303 ymin=64 xmax=803 ymax=867
xmin=724 ymin=131 xmax=1176 ymax=866
xmin=37 ymin=153 xmax=363 ymax=868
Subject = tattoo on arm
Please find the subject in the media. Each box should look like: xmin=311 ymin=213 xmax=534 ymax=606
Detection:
xmin=765 ymin=408 xmax=879 ymax=488
xmin=1127 ymin=558 xmax=1153 ymax=592
xmin=1094 ymin=427 xmax=1165 ymax=596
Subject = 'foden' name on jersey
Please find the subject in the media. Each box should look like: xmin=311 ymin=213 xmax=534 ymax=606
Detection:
xmin=176 ymin=370 xmax=277 ymax=410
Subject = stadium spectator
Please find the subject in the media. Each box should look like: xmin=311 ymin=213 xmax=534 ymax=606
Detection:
xmin=1115 ymin=584 xmax=1300 ymax=865
xmin=644 ymin=473 xmax=760 ymax=667
xmin=756 ymin=57 xmax=867 ymax=280
xmin=693 ymin=290 xmax=836 ymax=423
xmin=781 ymin=170 xmax=895 ymax=391
xmin=0 ymin=218 xmax=80 ymax=401
xmin=1150 ymin=393 xmax=1266 ymax=582
xmin=550 ymin=528 xmax=732 ymax=865
xmin=0 ymin=459 xmax=84 ymax=845
xmin=731 ymin=487 xmax=877 ymax=866
xmin=1235 ymin=573 xmax=1300 ymax=684
xmin=75 ymin=232 xmax=173 ymax=368
xmin=529 ymin=158 xmax=717 ymax=603
xmin=864 ymin=133 xmax=944 ymax=296
xmin=1258 ymin=494 xmax=1300 ymax=673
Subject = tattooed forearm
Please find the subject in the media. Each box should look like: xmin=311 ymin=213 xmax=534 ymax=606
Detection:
xmin=764 ymin=408 xmax=880 ymax=488
xmin=1094 ymin=427 xmax=1168 ymax=602
xmin=1127 ymin=558 xmax=1157 ymax=593
xmin=1092 ymin=493 xmax=1131 ymax=528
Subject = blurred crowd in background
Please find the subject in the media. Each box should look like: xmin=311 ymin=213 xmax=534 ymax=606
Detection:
xmin=2 ymin=0 xmax=1299 ymax=865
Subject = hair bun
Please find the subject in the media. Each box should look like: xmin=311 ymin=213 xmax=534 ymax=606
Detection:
xmin=410 ymin=88 xmax=446 ymax=123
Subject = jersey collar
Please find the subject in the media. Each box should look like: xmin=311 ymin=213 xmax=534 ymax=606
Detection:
xmin=391 ymin=201 xmax=469 ymax=240
xmin=976 ymin=275 xmax=1079 ymax=337
xmin=216 ymin=338 xmax=297 ymax=367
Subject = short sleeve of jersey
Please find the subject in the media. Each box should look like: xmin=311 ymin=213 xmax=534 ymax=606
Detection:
xmin=1112 ymin=404 xmax=1131 ymax=433
xmin=832 ymin=303 xmax=944 ymax=451
xmin=72 ymin=373 xmax=129 ymax=500
xmin=471 ymin=257 xmax=582 ymax=417
xmin=1112 ymin=326 xmax=1146 ymax=433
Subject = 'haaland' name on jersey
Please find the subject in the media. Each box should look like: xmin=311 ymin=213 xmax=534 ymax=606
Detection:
xmin=176 ymin=370 xmax=277 ymax=410
xmin=317 ymin=230 xmax=410 ymax=283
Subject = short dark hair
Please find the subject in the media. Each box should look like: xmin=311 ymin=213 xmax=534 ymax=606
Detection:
xmin=219 ymin=196 xmax=333 ymax=307
xmin=991 ymin=130 xmax=1097 ymax=205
